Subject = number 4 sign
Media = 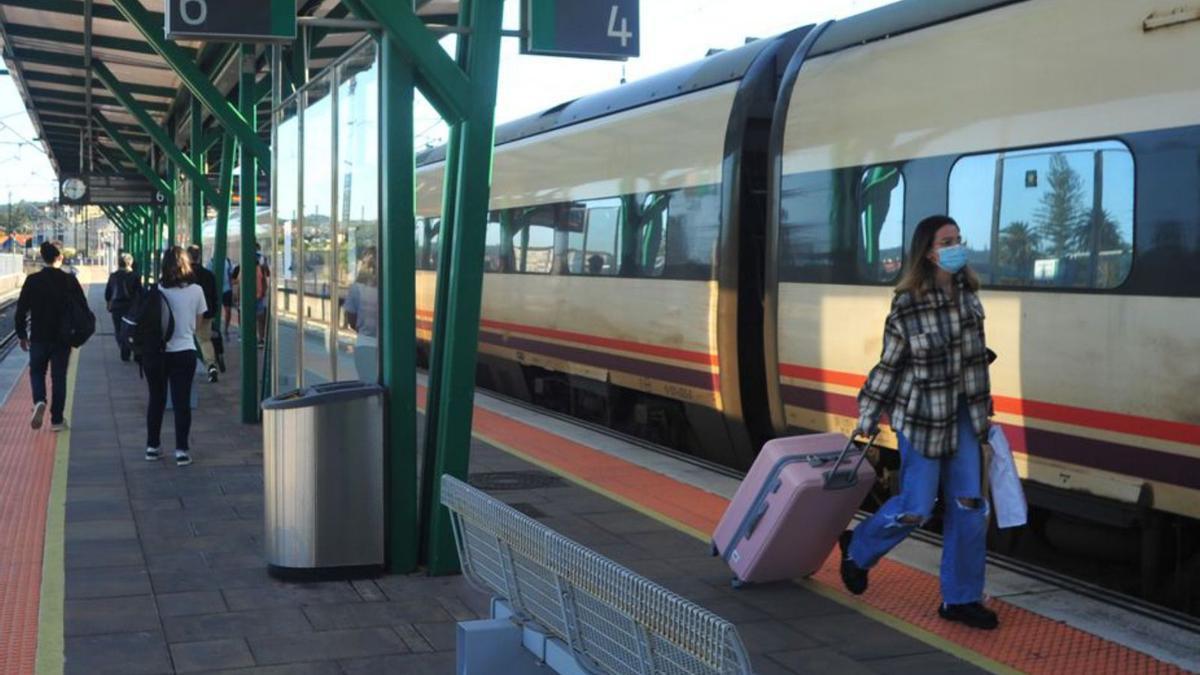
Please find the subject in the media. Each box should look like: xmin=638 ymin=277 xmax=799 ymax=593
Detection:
xmin=524 ymin=0 xmax=640 ymax=61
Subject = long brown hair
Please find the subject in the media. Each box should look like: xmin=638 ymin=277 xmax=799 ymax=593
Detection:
xmin=895 ymin=215 xmax=980 ymax=299
xmin=160 ymin=246 xmax=194 ymax=288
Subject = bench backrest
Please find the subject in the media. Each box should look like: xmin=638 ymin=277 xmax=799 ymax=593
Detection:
xmin=441 ymin=475 xmax=752 ymax=675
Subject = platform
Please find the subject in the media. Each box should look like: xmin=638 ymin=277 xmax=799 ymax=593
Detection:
xmin=0 ymin=276 xmax=1192 ymax=674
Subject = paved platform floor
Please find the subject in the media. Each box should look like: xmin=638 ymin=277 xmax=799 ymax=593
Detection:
xmin=44 ymin=284 xmax=999 ymax=675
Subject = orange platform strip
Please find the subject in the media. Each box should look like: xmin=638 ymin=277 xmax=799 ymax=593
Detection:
xmin=453 ymin=391 xmax=1187 ymax=674
xmin=0 ymin=372 xmax=56 ymax=675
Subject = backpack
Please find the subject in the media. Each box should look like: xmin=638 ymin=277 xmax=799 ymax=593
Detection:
xmin=112 ymin=271 xmax=137 ymax=304
xmin=60 ymin=290 xmax=96 ymax=348
xmin=120 ymin=285 xmax=174 ymax=371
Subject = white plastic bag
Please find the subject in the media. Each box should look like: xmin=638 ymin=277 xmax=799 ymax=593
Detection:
xmin=987 ymin=425 xmax=1027 ymax=529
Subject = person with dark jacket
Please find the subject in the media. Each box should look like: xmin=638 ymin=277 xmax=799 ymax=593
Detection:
xmin=187 ymin=246 xmax=220 ymax=382
xmin=16 ymin=241 xmax=88 ymax=431
xmin=104 ymin=252 xmax=142 ymax=362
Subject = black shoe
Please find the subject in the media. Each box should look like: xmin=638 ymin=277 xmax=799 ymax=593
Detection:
xmin=207 ymin=365 xmax=219 ymax=383
xmin=838 ymin=530 xmax=868 ymax=595
xmin=938 ymin=602 xmax=998 ymax=630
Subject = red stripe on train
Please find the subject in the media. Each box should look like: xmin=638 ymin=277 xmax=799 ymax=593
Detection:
xmin=780 ymin=363 xmax=1200 ymax=448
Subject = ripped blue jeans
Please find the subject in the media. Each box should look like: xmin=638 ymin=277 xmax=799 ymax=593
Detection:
xmin=848 ymin=398 xmax=989 ymax=605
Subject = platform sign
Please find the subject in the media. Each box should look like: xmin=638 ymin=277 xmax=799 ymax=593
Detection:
xmin=165 ymin=0 xmax=295 ymax=42
xmin=59 ymin=174 xmax=162 ymax=206
xmin=523 ymin=0 xmax=639 ymax=61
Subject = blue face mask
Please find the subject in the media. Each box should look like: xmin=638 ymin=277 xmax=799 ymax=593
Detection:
xmin=935 ymin=244 xmax=968 ymax=273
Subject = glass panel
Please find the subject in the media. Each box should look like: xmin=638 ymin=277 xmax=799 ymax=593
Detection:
xmin=858 ymin=166 xmax=904 ymax=283
xmin=336 ymin=42 xmax=381 ymax=384
xmin=484 ymin=214 xmax=506 ymax=272
xmin=301 ymin=75 xmax=334 ymax=385
xmin=949 ymin=140 xmax=1134 ymax=289
xmin=583 ymin=198 xmax=620 ymax=275
xmin=274 ymin=98 xmax=301 ymax=393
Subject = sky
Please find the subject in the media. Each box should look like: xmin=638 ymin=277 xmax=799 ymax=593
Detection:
xmin=0 ymin=0 xmax=898 ymax=206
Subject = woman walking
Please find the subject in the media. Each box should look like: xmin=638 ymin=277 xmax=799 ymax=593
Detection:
xmin=840 ymin=215 xmax=998 ymax=630
xmin=145 ymin=247 xmax=207 ymax=466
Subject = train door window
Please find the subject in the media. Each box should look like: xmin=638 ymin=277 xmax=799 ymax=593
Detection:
xmin=512 ymin=204 xmax=558 ymax=274
xmin=859 ymin=165 xmax=904 ymax=283
xmin=418 ymin=217 xmax=440 ymax=271
xmin=583 ymin=198 xmax=620 ymax=275
xmin=484 ymin=213 xmax=505 ymax=272
xmin=631 ymin=192 xmax=669 ymax=277
xmin=949 ymin=140 xmax=1134 ymax=289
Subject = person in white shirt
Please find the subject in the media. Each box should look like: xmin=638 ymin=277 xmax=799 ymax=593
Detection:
xmin=145 ymin=247 xmax=207 ymax=466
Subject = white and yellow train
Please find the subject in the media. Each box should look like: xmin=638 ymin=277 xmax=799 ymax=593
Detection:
xmin=415 ymin=0 xmax=1200 ymax=609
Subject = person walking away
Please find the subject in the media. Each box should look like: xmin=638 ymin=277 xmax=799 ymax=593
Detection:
xmin=15 ymin=241 xmax=88 ymax=431
xmin=142 ymin=247 xmax=207 ymax=466
xmin=211 ymin=254 xmax=237 ymax=341
xmin=230 ymin=243 xmax=270 ymax=349
xmin=343 ymin=247 xmax=378 ymax=381
xmin=187 ymin=246 xmax=220 ymax=382
xmin=104 ymin=253 xmax=142 ymax=362
xmin=839 ymin=215 xmax=999 ymax=630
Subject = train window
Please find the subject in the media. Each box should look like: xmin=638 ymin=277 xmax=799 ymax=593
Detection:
xmin=629 ymin=192 xmax=669 ymax=277
xmin=949 ymin=141 xmax=1134 ymax=289
xmin=484 ymin=214 xmax=505 ymax=272
xmin=416 ymin=217 xmax=440 ymax=270
xmin=583 ymin=198 xmax=620 ymax=275
xmin=859 ymin=165 xmax=904 ymax=283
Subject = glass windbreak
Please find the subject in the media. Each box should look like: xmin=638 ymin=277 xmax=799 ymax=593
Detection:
xmin=335 ymin=42 xmax=380 ymax=384
xmin=274 ymin=99 xmax=301 ymax=393
xmin=949 ymin=140 xmax=1134 ymax=289
xmin=301 ymin=76 xmax=335 ymax=385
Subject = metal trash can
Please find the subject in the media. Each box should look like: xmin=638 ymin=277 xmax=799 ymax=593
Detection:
xmin=262 ymin=381 xmax=385 ymax=579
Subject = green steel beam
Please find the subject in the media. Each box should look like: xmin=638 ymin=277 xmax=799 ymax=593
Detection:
xmin=191 ymin=98 xmax=204 ymax=247
xmin=211 ymin=133 xmax=236 ymax=337
xmin=110 ymin=0 xmax=271 ymax=163
xmin=379 ymin=41 xmax=419 ymax=573
xmin=94 ymin=61 xmax=220 ymax=205
xmin=238 ymin=45 xmax=259 ymax=423
xmin=418 ymin=0 xmax=504 ymax=575
xmin=0 ymin=0 xmax=159 ymax=24
xmin=28 ymin=87 xmax=169 ymax=113
xmin=20 ymin=69 xmax=177 ymax=99
xmin=93 ymin=113 xmax=171 ymax=196
xmin=344 ymin=0 xmax=470 ymax=122
xmin=166 ymin=170 xmax=177 ymax=249
xmin=5 ymin=23 xmax=195 ymax=58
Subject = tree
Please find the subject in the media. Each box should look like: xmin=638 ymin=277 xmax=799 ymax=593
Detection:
xmin=1074 ymin=206 xmax=1126 ymax=252
xmin=998 ymin=220 xmax=1041 ymax=278
xmin=1034 ymin=153 xmax=1086 ymax=257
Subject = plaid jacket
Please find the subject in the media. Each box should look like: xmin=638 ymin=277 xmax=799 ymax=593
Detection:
xmin=856 ymin=276 xmax=993 ymax=458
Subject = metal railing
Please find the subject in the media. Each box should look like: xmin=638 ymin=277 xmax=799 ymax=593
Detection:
xmin=441 ymin=475 xmax=753 ymax=675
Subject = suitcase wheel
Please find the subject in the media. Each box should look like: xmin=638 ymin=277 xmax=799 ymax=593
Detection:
xmin=731 ymin=577 xmax=748 ymax=590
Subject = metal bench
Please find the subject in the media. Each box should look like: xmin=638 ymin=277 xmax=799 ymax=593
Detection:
xmin=441 ymin=474 xmax=753 ymax=675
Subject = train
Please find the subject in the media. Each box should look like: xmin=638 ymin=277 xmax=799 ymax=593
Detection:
xmin=412 ymin=0 xmax=1200 ymax=611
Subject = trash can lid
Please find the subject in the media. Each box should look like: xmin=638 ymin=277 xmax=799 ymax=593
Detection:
xmin=261 ymin=380 xmax=386 ymax=410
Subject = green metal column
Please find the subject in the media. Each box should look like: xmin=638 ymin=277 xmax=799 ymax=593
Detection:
xmin=379 ymin=39 xmax=419 ymax=573
xmin=422 ymin=0 xmax=504 ymax=575
xmin=211 ymin=134 xmax=236 ymax=336
xmin=167 ymin=169 xmax=177 ymax=249
xmin=239 ymin=45 xmax=259 ymax=423
xmin=191 ymin=98 xmax=205 ymax=248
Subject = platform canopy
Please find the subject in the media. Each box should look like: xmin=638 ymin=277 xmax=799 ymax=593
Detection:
xmin=0 ymin=0 xmax=456 ymax=181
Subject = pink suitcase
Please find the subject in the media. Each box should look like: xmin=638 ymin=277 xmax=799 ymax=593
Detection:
xmin=712 ymin=433 xmax=876 ymax=586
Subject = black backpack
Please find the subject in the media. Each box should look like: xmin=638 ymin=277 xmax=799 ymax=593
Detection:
xmin=60 ymin=292 xmax=96 ymax=348
xmin=111 ymin=270 xmax=138 ymax=305
xmin=119 ymin=285 xmax=174 ymax=370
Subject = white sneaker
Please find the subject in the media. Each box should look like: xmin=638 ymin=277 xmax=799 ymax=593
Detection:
xmin=51 ymin=420 xmax=68 ymax=432
xmin=145 ymin=447 xmax=162 ymax=461
xmin=175 ymin=449 xmax=192 ymax=466
xmin=31 ymin=401 xmax=46 ymax=430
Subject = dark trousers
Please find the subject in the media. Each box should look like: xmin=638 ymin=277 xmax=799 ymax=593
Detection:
xmin=145 ymin=350 xmax=197 ymax=451
xmin=29 ymin=341 xmax=71 ymax=424
xmin=110 ymin=308 xmax=131 ymax=360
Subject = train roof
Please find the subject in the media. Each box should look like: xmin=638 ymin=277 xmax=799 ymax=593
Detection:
xmin=416 ymin=0 xmax=1024 ymax=167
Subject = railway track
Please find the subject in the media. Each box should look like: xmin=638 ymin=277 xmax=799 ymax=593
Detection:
xmin=0 ymin=298 xmax=18 ymax=361
xmin=484 ymin=388 xmax=1200 ymax=636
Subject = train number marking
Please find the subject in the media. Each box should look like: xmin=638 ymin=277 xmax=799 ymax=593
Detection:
xmin=180 ymin=0 xmax=208 ymax=25
xmin=607 ymin=5 xmax=633 ymax=47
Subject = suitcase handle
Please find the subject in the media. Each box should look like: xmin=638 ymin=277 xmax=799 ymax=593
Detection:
xmin=823 ymin=432 xmax=877 ymax=490
xmin=745 ymin=500 xmax=770 ymax=538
